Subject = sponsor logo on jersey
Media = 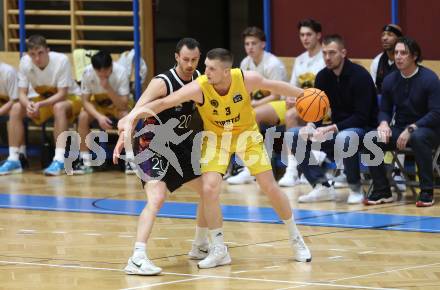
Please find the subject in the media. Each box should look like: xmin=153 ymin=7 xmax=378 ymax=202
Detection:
xmin=214 ymin=114 xmax=240 ymax=127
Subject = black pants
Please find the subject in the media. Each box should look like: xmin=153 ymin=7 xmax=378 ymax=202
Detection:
xmin=367 ymin=127 xmax=440 ymax=193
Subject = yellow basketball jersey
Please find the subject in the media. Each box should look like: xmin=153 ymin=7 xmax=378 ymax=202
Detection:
xmin=196 ymin=68 xmax=258 ymax=135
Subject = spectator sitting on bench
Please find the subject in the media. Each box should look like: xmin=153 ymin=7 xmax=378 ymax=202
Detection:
xmin=370 ymin=24 xmax=407 ymax=191
xmin=289 ymin=34 xmax=378 ymax=204
xmin=73 ymin=50 xmax=133 ymax=175
xmin=279 ymin=18 xmax=327 ymax=187
xmin=226 ymin=26 xmax=288 ymax=185
xmin=365 ymin=36 xmax=440 ymax=207
xmin=0 ymin=61 xmax=29 ymax=175
xmin=1 ymin=35 xmax=82 ymax=176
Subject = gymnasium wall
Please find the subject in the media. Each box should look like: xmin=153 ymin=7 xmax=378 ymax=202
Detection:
xmin=271 ymin=0 xmax=440 ymax=60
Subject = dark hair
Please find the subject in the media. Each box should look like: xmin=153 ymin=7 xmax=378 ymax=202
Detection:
xmin=206 ymin=48 xmax=233 ymax=66
xmin=91 ymin=51 xmax=113 ymax=70
xmin=395 ymin=36 xmax=422 ymax=63
xmin=175 ymin=38 xmax=201 ymax=54
xmin=242 ymin=26 xmax=266 ymax=41
xmin=27 ymin=34 xmax=48 ymax=50
xmin=322 ymin=34 xmax=345 ymax=48
xmin=297 ymin=18 xmax=322 ymax=33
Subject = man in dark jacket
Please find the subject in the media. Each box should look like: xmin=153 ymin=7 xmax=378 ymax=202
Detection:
xmin=365 ymin=36 xmax=440 ymax=207
xmin=289 ymin=34 xmax=378 ymax=204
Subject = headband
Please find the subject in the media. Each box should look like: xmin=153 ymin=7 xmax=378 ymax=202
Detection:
xmin=383 ymin=25 xmax=403 ymax=37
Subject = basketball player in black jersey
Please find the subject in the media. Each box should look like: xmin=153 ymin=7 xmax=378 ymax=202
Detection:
xmin=113 ymin=38 xmax=209 ymax=275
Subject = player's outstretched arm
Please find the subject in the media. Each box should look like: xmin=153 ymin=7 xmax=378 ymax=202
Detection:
xmin=124 ymin=80 xmax=202 ymax=135
xmin=117 ymin=78 xmax=167 ymax=134
xmin=244 ymin=70 xmax=304 ymax=98
xmin=130 ymin=80 xmax=201 ymax=124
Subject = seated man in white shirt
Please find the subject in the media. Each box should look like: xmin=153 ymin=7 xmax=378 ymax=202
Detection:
xmin=1 ymin=35 xmax=82 ymax=176
xmin=227 ymin=26 xmax=288 ymax=184
xmin=0 ymin=62 xmax=28 ymax=175
xmin=278 ymin=18 xmax=327 ymax=187
xmin=73 ymin=50 xmax=132 ymax=174
xmin=228 ymin=21 xmax=326 ymax=186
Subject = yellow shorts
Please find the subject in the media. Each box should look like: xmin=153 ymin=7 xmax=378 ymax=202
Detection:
xmin=31 ymin=95 xmax=82 ymax=125
xmin=200 ymin=130 xmax=272 ymax=175
xmin=92 ymin=97 xmax=134 ymax=119
xmin=268 ymin=100 xmax=286 ymax=125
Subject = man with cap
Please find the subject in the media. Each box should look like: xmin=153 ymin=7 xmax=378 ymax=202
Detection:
xmin=370 ymin=24 xmax=403 ymax=94
xmin=370 ymin=24 xmax=405 ymax=191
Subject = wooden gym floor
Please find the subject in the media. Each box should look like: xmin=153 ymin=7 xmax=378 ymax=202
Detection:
xmin=0 ymin=170 xmax=439 ymax=290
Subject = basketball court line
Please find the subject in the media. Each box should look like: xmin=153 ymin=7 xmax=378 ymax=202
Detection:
xmin=1 ymin=193 xmax=440 ymax=233
xmin=0 ymin=259 xmax=403 ymax=290
xmin=120 ymin=277 xmax=209 ymax=290
xmin=329 ymin=261 xmax=440 ymax=283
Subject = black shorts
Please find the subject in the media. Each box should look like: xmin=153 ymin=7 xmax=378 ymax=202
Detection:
xmin=137 ymin=139 xmax=201 ymax=192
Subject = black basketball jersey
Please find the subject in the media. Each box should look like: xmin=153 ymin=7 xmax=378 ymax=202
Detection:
xmin=142 ymin=68 xmax=201 ymax=138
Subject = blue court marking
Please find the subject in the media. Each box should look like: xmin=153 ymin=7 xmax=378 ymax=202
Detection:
xmin=1 ymin=193 xmax=439 ymax=233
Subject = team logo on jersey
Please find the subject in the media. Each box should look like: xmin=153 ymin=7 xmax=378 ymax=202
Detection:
xmin=210 ymin=99 xmax=219 ymax=108
xmin=233 ymin=94 xmax=243 ymax=103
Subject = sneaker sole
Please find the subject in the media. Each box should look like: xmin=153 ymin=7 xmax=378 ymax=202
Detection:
xmin=124 ymin=266 xmax=162 ymax=276
xmin=347 ymin=195 xmax=364 ymax=204
xmin=416 ymin=200 xmax=435 ymax=207
xmin=44 ymin=172 xmax=63 ymax=176
xmin=72 ymin=171 xmax=93 ymax=175
xmin=364 ymin=197 xmax=394 ymax=205
xmin=298 ymin=196 xmax=334 ymax=203
xmin=197 ymin=255 xmax=232 ymax=269
xmin=0 ymin=168 xmax=23 ymax=175
xmin=296 ymin=256 xmax=312 ymax=263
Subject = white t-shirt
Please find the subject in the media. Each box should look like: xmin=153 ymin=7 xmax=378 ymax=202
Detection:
xmin=0 ymin=62 xmax=18 ymax=101
xmin=81 ymin=62 xmax=130 ymax=97
xmin=240 ymin=51 xmax=287 ymax=81
xmin=290 ymin=49 xmax=325 ymax=88
xmin=18 ymin=51 xmax=80 ymax=97
xmin=370 ymin=52 xmax=394 ymax=83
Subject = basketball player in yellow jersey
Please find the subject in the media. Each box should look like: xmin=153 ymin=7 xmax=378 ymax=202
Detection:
xmin=122 ymin=48 xmax=312 ymax=268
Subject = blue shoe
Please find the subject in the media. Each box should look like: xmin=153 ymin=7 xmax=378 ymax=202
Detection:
xmin=0 ymin=159 xmax=23 ymax=175
xmin=44 ymin=160 xmax=65 ymax=176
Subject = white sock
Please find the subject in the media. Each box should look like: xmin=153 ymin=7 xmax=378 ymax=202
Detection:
xmin=19 ymin=145 xmax=27 ymax=156
xmin=133 ymin=242 xmax=146 ymax=257
xmin=80 ymin=151 xmax=91 ymax=165
xmin=194 ymin=226 xmax=209 ymax=245
xmin=285 ymin=155 xmax=298 ymax=175
xmin=126 ymin=150 xmax=134 ymax=161
xmin=54 ymin=148 xmax=65 ymax=162
xmin=7 ymin=147 xmax=20 ymax=161
xmin=209 ymin=228 xmax=225 ymax=246
xmin=283 ymin=213 xmax=300 ymax=238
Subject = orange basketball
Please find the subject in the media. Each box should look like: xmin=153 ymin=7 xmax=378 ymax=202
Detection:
xmin=295 ymin=88 xmax=329 ymax=122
